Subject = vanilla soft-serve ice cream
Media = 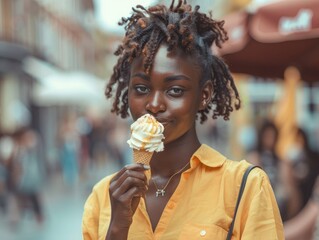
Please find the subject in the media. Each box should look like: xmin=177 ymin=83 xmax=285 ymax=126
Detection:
xmin=127 ymin=114 xmax=165 ymax=167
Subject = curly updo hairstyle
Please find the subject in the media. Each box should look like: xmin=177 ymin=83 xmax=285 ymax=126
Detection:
xmin=105 ymin=0 xmax=241 ymax=123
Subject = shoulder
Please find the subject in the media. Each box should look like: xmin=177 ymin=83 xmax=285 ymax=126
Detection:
xmin=196 ymin=144 xmax=267 ymax=186
xmin=223 ymin=159 xmax=269 ymax=190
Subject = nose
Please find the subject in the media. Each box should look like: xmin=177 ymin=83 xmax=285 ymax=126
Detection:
xmin=146 ymin=91 xmax=166 ymax=114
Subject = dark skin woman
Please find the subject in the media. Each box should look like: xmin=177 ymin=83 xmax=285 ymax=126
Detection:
xmin=82 ymin=1 xmax=284 ymax=239
xmin=129 ymin=44 xmax=212 ymax=229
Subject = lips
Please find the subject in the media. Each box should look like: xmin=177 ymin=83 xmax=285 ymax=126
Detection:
xmin=155 ymin=118 xmax=170 ymax=127
xmin=137 ymin=114 xmax=171 ymax=127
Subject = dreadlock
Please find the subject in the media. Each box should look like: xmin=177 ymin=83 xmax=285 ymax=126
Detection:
xmin=105 ymin=0 xmax=241 ymax=122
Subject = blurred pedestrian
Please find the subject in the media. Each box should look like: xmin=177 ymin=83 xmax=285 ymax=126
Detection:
xmin=59 ymin=114 xmax=80 ymax=187
xmin=247 ymin=119 xmax=299 ymax=221
xmin=8 ymin=127 xmax=45 ymax=224
xmin=82 ymin=1 xmax=284 ymax=239
xmin=0 ymin=133 xmax=15 ymax=214
xmin=287 ymin=127 xmax=319 ymax=213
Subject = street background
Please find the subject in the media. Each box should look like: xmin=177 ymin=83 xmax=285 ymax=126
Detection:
xmin=0 ymin=0 xmax=318 ymax=239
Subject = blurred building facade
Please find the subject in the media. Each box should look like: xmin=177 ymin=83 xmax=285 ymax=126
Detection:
xmin=0 ymin=0 xmax=95 ymax=71
xmin=0 ymin=0 xmax=100 ymax=170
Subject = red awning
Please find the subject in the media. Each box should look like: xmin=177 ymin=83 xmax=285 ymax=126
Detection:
xmin=215 ymin=0 xmax=319 ymax=82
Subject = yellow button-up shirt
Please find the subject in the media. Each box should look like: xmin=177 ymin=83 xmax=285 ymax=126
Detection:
xmin=82 ymin=144 xmax=284 ymax=239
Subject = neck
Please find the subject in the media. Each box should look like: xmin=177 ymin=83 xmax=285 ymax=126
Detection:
xmin=150 ymin=127 xmax=201 ymax=178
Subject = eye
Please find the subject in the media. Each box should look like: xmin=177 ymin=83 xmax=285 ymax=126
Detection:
xmin=167 ymin=87 xmax=184 ymax=97
xmin=134 ymin=85 xmax=150 ymax=94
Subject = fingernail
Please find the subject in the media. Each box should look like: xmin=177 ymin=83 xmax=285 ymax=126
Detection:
xmin=143 ymin=164 xmax=150 ymax=170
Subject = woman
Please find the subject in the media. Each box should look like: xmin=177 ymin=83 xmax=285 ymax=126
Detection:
xmin=246 ymin=120 xmax=295 ymax=221
xmin=82 ymin=1 xmax=284 ymax=239
xmin=288 ymin=127 xmax=319 ymax=213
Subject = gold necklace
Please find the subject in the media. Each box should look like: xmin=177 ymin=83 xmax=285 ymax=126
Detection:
xmin=151 ymin=162 xmax=190 ymax=197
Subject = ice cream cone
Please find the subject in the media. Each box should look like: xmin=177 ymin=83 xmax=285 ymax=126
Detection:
xmin=128 ymin=114 xmax=165 ymax=183
xmin=133 ymin=149 xmax=153 ymax=182
xmin=133 ymin=149 xmax=153 ymax=166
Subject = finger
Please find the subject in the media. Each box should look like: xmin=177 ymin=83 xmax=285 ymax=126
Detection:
xmin=110 ymin=166 xmax=148 ymax=191
xmin=111 ymin=163 xmax=146 ymax=182
xmin=117 ymin=186 xmax=146 ymax=203
xmin=112 ymin=176 xmax=148 ymax=197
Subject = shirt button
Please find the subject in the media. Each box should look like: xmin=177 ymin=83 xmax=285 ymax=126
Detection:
xmin=200 ymin=230 xmax=206 ymax=237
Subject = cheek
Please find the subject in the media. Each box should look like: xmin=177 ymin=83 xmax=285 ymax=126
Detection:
xmin=170 ymin=96 xmax=201 ymax=114
xmin=128 ymin=94 xmax=146 ymax=119
xmin=168 ymin=99 xmax=184 ymax=110
xmin=168 ymin=100 xmax=199 ymax=131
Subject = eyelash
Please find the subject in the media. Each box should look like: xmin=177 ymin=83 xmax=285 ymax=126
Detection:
xmin=134 ymin=85 xmax=184 ymax=97
xmin=167 ymin=87 xmax=184 ymax=96
xmin=135 ymin=86 xmax=150 ymax=94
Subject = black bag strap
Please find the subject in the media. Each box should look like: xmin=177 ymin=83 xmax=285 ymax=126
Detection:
xmin=226 ymin=165 xmax=259 ymax=240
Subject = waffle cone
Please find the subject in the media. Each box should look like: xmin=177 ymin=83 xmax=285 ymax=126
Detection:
xmin=133 ymin=149 xmax=153 ymax=166
xmin=133 ymin=149 xmax=153 ymax=183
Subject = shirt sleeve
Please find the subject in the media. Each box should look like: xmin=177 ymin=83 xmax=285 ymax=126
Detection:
xmin=82 ymin=189 xmax=100 ymax=240
xmin=239 ymin=168 xmax=285 ymax=240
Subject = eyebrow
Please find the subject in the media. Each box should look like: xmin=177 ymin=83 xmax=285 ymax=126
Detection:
xmin=165 ymin=75 xmax=191 ymax=82
xmin=131 ymin=73 xmax=150 ymax=81
xmin=131 ymin=73 xmax=191 ymax=82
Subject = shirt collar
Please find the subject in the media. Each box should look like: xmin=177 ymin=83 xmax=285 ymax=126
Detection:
xmin=191 ymin=144 xmax=227 ymax=168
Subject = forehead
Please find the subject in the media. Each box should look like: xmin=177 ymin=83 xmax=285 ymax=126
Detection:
xmin=131 ymin=44 xmax=202 ymax=79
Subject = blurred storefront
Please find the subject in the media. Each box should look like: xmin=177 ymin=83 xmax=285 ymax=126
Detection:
xmin=0 ymin=0 xmax=105 ymax=171
xmin=213 ymin=0 xmax=319 ymax=158
xmin=0 ymin=41 xmax=33 ymax=133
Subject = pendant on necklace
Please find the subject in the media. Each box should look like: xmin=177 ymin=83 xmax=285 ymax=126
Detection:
xmin=155 ymin=189 xmax=165 ymax=197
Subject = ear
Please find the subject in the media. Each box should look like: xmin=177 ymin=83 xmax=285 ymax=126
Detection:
xmin=199 ymin=81 xmax=213 ymax=111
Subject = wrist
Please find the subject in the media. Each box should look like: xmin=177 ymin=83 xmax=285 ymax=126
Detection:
xmin=105 ymin=221 xmax=130 ymax=240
